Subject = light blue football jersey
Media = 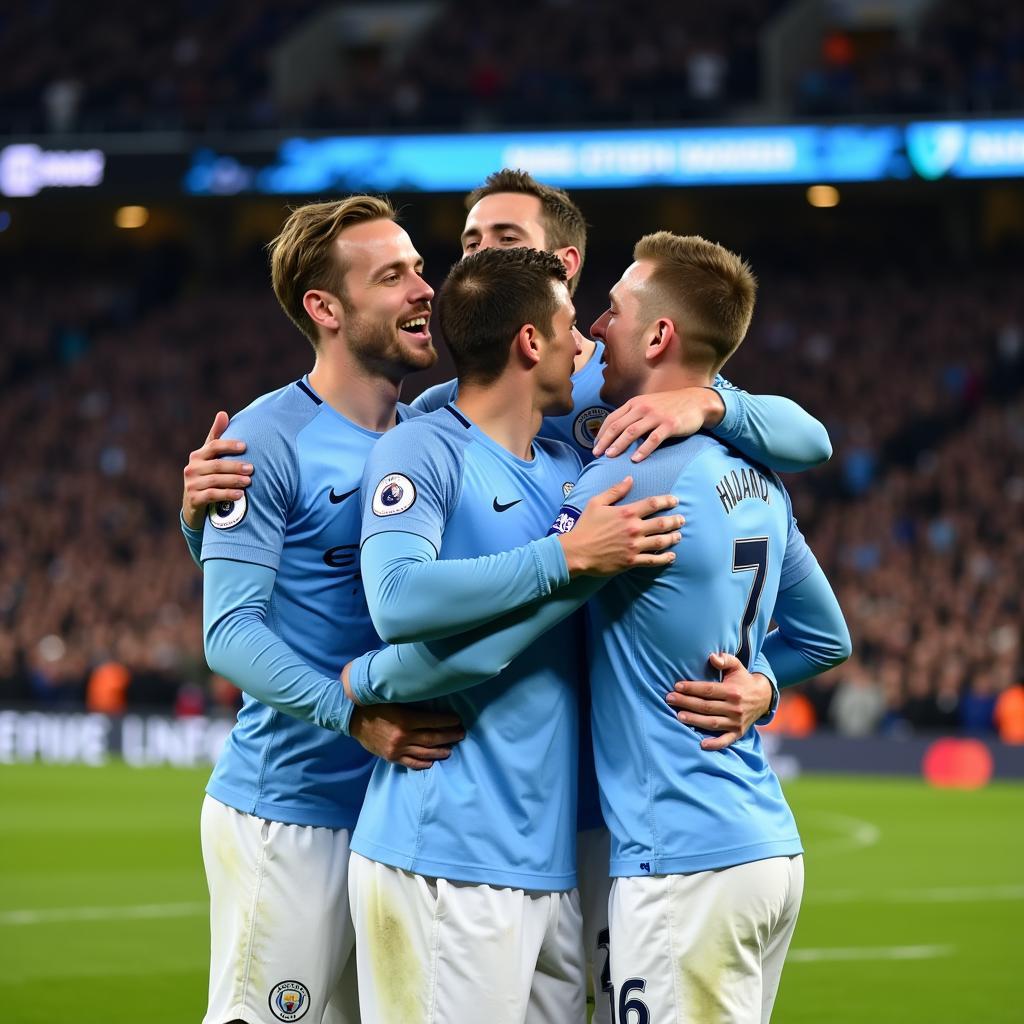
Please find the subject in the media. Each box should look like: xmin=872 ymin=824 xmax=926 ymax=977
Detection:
xmin=201 ymin=376 xmax=417 ymax=829
xmin=352 ymin=405 xmax=584 ymax=890
xmin=556 ymin=435 xmax=814 ymax=876
xmin=413 ymin=339 xmax=614 ymax=463
xmin=411 ymin=346 xmax=829 ymax=835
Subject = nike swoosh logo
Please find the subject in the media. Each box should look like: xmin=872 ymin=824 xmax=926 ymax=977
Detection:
xmin=492 ymin=497 xmax=523 ymax=513
xmin=329 ymin=487 xmax=359 ymax=505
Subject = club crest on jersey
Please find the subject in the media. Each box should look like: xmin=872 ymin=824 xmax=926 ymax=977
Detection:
xmin=563 ymin=481 xmax=574 ymax=498
xmin=269 ymin=980 xmax=310 ymax=1021
xmin=372 ymin=473 xmax=416 ymax=516
xmin=548 ymin=503 xmax=581 ymax=535
xmin=208 ymin=491 xmax=247 ymax=530
xmin=573 ymin=406 xmax=609 ymax=449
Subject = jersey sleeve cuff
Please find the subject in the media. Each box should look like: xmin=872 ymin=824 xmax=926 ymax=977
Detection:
xmin=330 ymin=688 xmax=356 ymax=736
xmin=709 ymin=385 xmax=743 ymax=441
xmin=751 ymin=652 xmax=780 ymax=726
xmin=348 ymin=650 xmax=384 ymax=707
xmin=180 ymin=511 xmax=205 ymax=567
xmin=533 ymin=534 xmax=571 ymax=592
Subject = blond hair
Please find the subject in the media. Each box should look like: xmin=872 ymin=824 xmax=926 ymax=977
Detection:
xmin=633 ymin=232 xmax=757 ymax=373
xmin=269 ymin=196 xmax=396 ymax=346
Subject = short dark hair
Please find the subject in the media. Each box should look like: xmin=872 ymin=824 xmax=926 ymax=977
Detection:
xmin=439 ymin=247 xmax=568 ymax=386
xmin=465 ymin=169 xmax=587 ymax=294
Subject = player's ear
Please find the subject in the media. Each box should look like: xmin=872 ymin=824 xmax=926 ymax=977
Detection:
xmin=553 ymin=246 xmax=581 ymax=284
xmin=645 ymin=317 xmax=675 ymax=364
xmin=516 ymin=323 xmax=542 ymax=366
xmin=302 ymin=289 xmax=342 ymax=333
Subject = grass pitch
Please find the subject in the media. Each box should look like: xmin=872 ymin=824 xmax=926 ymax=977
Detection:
xmin=0 ymin=763 xmax=1019 ymax=1024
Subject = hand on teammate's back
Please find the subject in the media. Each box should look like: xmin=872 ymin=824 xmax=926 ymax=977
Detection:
xmin=347 ymin=699 xmax=466 ymax=771
xmin=558 ymin=476 xmax=683 ymax=577
xmin=665 ymin=652 xmax=774 ymax=751
xmin=181 ymin=411 xmax=252 ymax=530
xmin=592 ymin=387 xmax=726 ymax=463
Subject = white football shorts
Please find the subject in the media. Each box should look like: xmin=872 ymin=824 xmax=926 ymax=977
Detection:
xmin=201 ymin=795 xmax=360 ymax=1024
xmin=608 ymin=855 xmax=804 ymax=1024
xmin=348 ymin=851 xmax=586 ymax=1023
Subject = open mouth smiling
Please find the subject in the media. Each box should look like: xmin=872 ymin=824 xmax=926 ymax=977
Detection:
xmin=399 ymin=315 xmax=430 ymax=337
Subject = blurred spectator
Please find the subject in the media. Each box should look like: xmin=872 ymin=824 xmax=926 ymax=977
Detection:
xmin=994 ymin=683 xmax=1024 ymax=744
xmin=763 ymin=691 xmax=816 ymax=738
xmin=86 ymin=660 xmax=131 ymax=715
xmin=796 ymin=0 xmax=1024 ymax=117
xmin=829 ymin=659 xmax=885 ymax=737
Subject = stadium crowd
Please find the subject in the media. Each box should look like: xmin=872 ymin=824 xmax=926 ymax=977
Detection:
xmin=3 ymin=0 xmax=1019 ymax=133
xmin=0 ymin=250 xmax=1020 ymax=740
xmin=796 ymin=0 xmax=1024 ymax=117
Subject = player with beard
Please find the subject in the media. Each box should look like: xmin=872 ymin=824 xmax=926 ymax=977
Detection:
xmin=182 ymin=198 xmax=681 ymax=1024
xmin=188 ymin=197 xmax=461 ymax=1024
xmin=183 ymin=173 xmax=835 ymax=1022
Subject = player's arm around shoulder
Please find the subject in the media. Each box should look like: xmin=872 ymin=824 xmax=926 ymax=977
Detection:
xmin=590 ymin=375 xmax=831 ymax=472
xmin=181 ymin=411 xmax=253 ymax=534
xmin=708 ymin=374 xmax=832 ymax=472
xmin=199 ymin=403 xmax=299 ymax=569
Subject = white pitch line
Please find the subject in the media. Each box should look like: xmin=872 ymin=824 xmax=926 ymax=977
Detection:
xmin=0 ymin=901 xmax=207 ymax=926
xmin=811 ymin=883 xmax=1024 ymax=905
xmin=805 ymin=811 xmax=882 ymax=854
xmin=789 ymin=944 xmax=954 ymax=963
xmin=3 ymin=882 xmax=1021 ymax=928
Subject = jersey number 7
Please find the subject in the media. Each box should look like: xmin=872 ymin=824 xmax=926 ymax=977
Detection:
xmin=732 ymin=537 xmax=769 ymax=668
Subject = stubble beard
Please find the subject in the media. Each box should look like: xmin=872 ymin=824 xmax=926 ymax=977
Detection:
xmin=346 ymin=313 xmax=437 ymax=384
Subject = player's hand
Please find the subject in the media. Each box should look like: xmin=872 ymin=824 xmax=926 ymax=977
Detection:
xmin=592 ymin=388 xmax=726 ymax=462
xmin=343 ymin=661 xmax=465 ymax=769
xmin=181 ymin=411 xmax=252 ymax=530
xmin=557 ymin=476 xmax=683 ymax=577
xmin=665 ymin=652 xmax=773 ymax=751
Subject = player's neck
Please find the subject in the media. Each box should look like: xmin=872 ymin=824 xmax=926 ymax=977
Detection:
xmin=648 ymin=364 xmax=714 ymax=394
xmin=308 ymin=352 xmax=402 ymax=433
xmin=455 ymin=380 xmax=541 ymax=461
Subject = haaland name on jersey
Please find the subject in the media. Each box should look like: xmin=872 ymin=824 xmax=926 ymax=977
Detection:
xmin=716 ymin=466 xmax=772 ymax=515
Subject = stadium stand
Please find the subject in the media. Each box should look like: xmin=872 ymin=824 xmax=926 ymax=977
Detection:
xmin=0 ymin=251 xmax=1019 ymax=736
xmin=7 ymin=0 xmax=1017 ymax=133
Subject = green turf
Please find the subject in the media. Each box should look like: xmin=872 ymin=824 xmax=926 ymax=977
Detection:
xmin=0 ymin=765 xmax=1020 ymax=1023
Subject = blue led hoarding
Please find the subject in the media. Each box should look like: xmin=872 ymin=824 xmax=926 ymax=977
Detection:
xmin=183 ymin=119 xmax=1024 ymax=195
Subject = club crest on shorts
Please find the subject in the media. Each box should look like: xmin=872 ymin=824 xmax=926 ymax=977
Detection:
xmin=208 ymin=491 xmax=247 ymax=530
xmin=372 ymin=473 xmax=416 ymax=516
xmin=573 ymin=406 xmax=609 ymax=449
xmin=269 ymin=980 xmax=310 ymax=1021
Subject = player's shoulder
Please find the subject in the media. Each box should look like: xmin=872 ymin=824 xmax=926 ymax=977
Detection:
xmin=224 ymin=379 xmax=326 ymax=471
xmin=367 ymin=405 xmax=471 ymax=468
xmin=230 ymin=379 xmax=321 ymax=440
xmin=410 ymin=378 xmax=458 ymax=413
xmin=396 ymin=400 xmax=424 ymax=421
xmin=574 ymin=433 xmax=721 ymax=502
xmin=534 ymin=435 xmax=584 ymax=476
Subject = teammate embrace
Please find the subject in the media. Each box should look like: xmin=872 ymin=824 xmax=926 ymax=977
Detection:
xmin=182 ymin=173 xmax=849 ymax=1024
